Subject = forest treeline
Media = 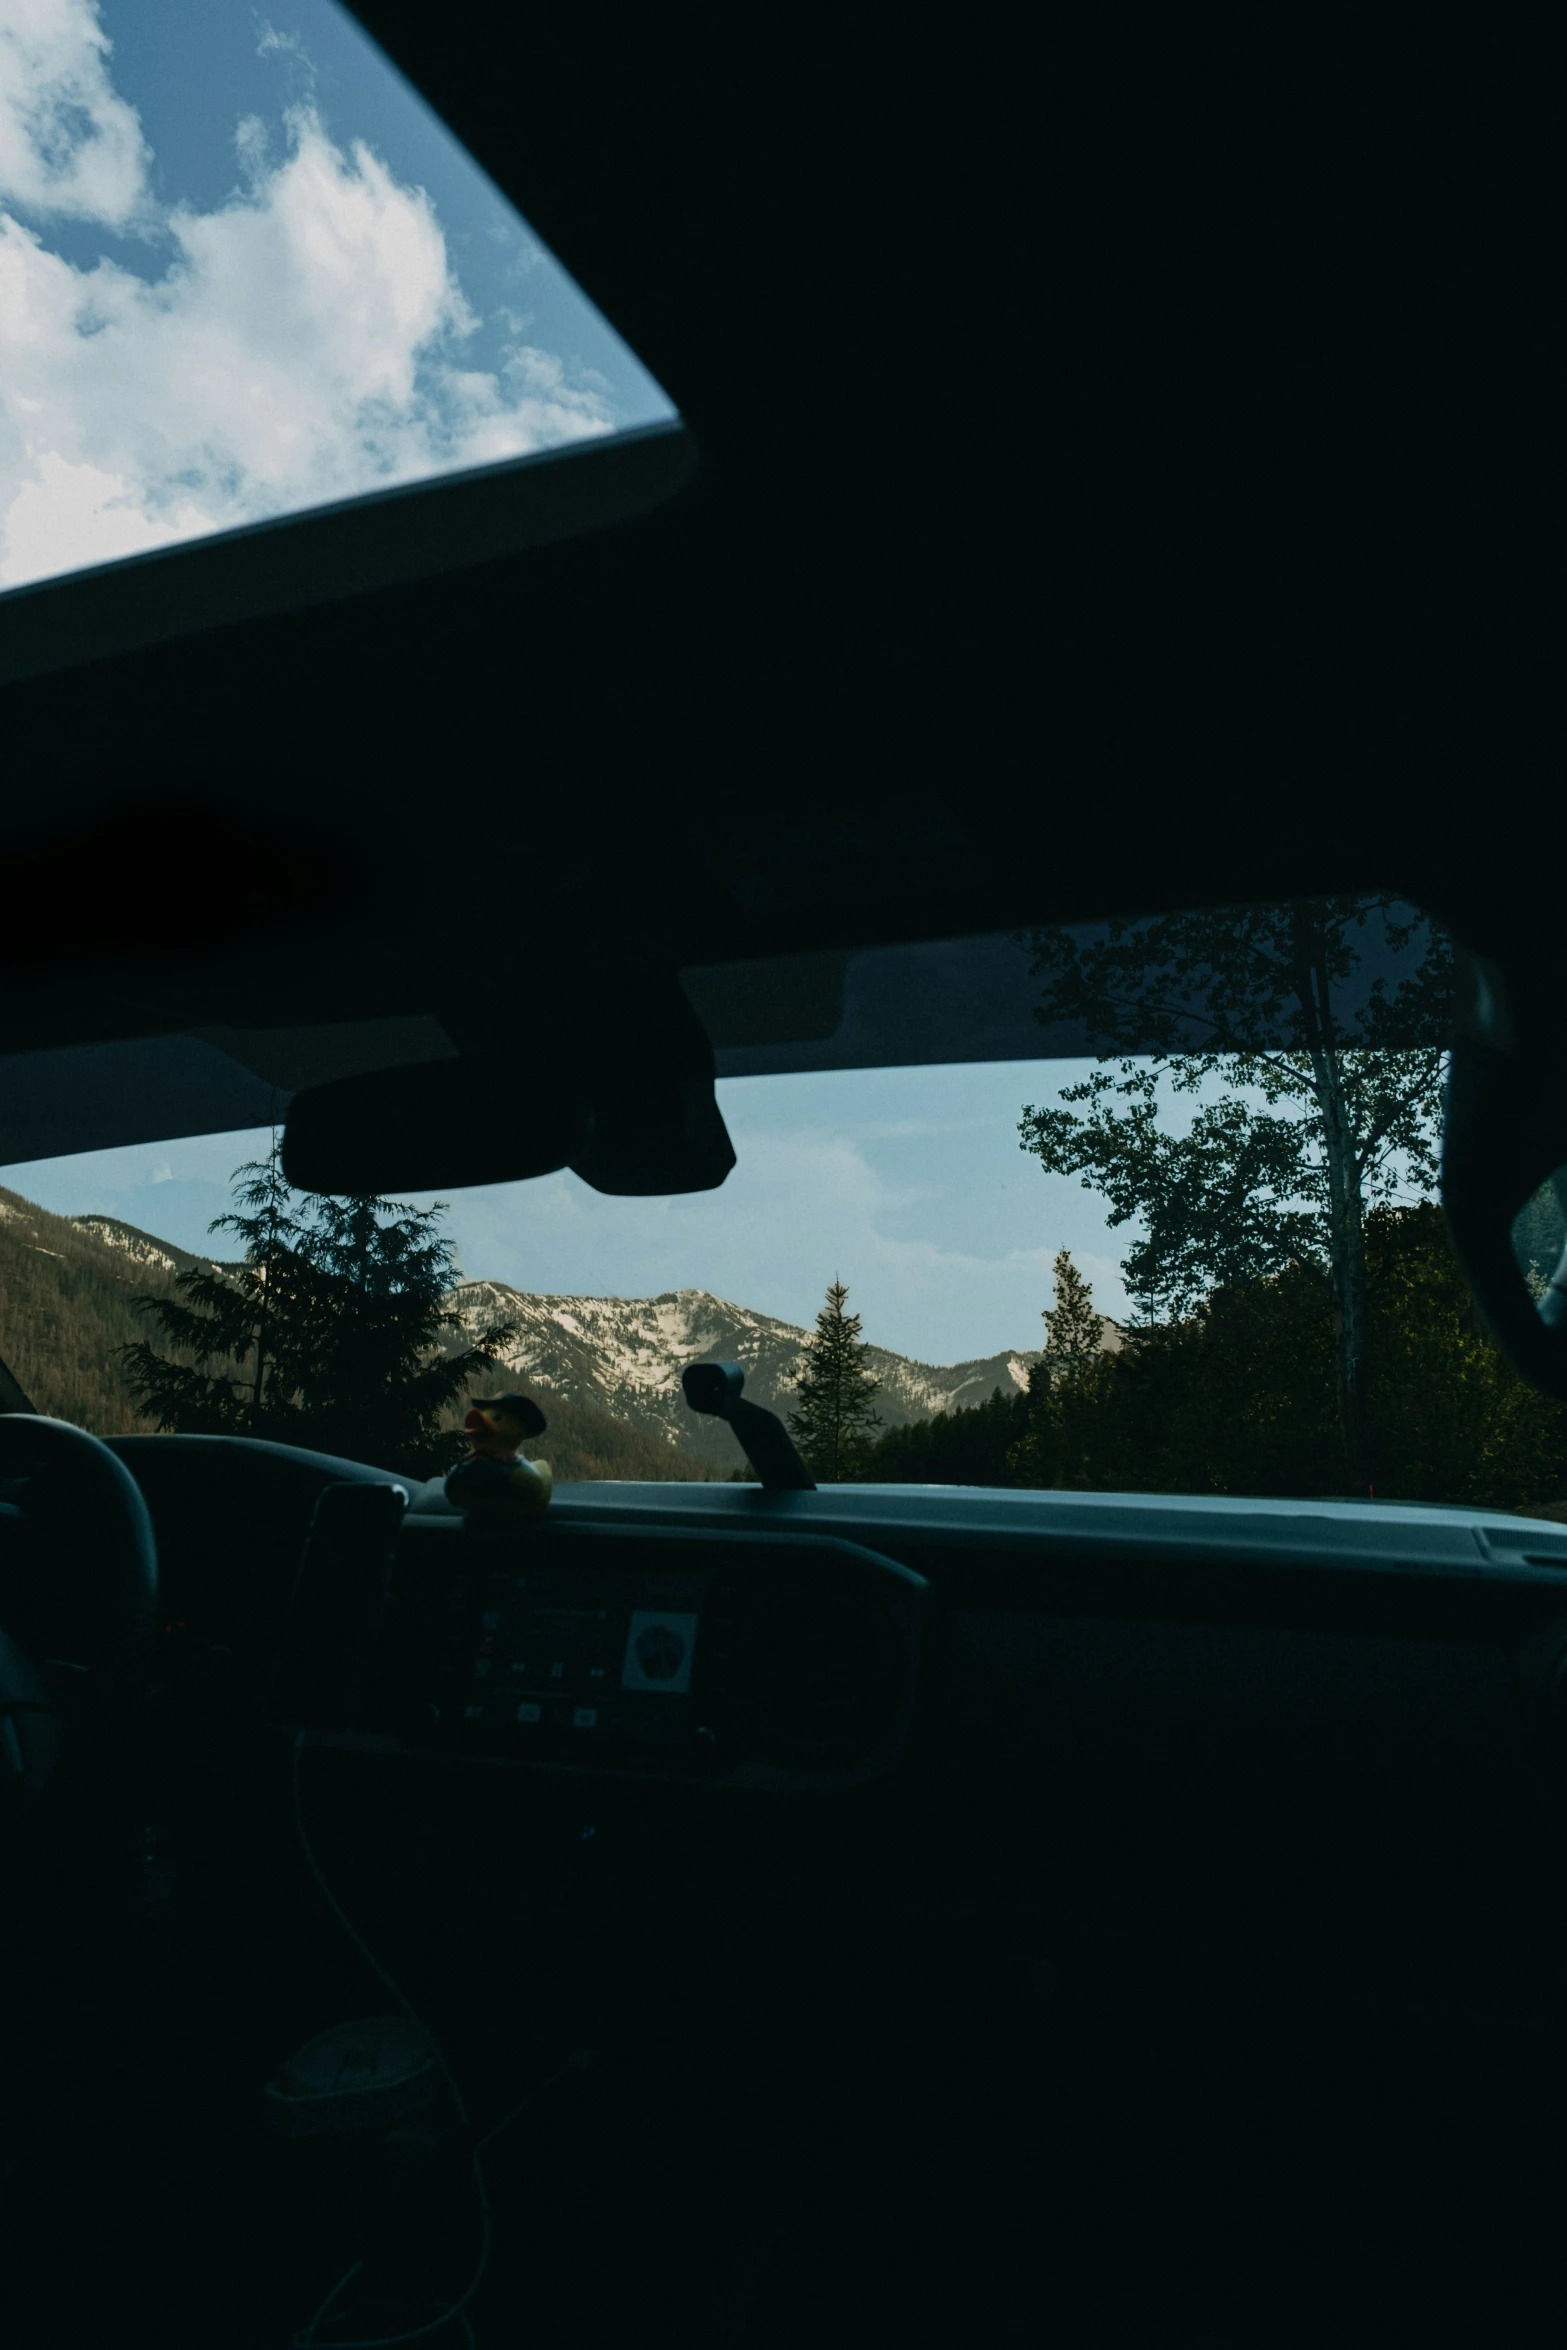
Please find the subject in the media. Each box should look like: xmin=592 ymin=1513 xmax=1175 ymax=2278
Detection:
xmin=855 ymin=1205 xmax=1567 ymax=1509
xmin=14 ymin=1180 xmax=1558 ymax=1503
xmin=0 ymin=1190 xmax=195 ymax=1434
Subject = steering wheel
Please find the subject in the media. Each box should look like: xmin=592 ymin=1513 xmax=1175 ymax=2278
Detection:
xmin=0 ymin=1414 xmax=160 ymax=1814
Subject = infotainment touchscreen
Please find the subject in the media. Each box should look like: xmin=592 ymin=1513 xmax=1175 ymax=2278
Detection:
xmin=452 ymin=1559 xmax=707 ymax=1749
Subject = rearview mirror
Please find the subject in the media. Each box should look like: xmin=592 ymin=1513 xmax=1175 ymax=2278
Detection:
xmin=280 ymin=1059 xmax=593 ymax=1194
xmin=280 ymin=977 xmax=736 ymax=1197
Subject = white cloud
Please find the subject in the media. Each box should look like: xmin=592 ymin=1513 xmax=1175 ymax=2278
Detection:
xmin=0 ymin=0 xmax=151 ymax=228
xmin=0 ymin=12 xmax=615 ymax=590
xmin=408 ymin=1125 xmax=1135 ymax=1365
xmin=149 ymin=1158 xmax=172 ymax=1183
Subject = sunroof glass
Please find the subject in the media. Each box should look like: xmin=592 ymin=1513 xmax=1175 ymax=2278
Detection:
xmin=0 ymin=0 xmax=677 ymax=595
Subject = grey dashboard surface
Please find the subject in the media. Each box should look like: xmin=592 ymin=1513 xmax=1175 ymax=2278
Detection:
xmin=100 ymin=1443 xmax=1567 ymax=1749
xmin=407 ymin=1476 xmax=1567 ymax=1586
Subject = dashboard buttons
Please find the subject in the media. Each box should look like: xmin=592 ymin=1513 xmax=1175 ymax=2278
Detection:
xmin=573 ymin=1708 xmax=598 ymax=1729
xmin=516 ymin=1703 xmax=541 ymax=1723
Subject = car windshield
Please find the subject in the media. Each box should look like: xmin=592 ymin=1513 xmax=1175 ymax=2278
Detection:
xmin=6 ymin=890 xmax=1564 ymax=1517
xmin=0 ymin=0 xmax=674 ymax=595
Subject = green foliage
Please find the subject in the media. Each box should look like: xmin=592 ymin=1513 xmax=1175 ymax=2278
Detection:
xmin=1018 ymin=898 xmax=1451 ymax=1313
xmin=119 ymin=1147 xmax=519 ymax=1476
xmin=0 ymin=1191 xmax=209 ymax=1433
xmin=859 ymin=1384 xmax=1028 ymax=1485
xmin=995 ymin=1206 xmax=1567 ymax=1506
xmin=1361 ymin=1203 xmax=1567 ymax=1507
xmin=1008 ymin=1253 xmax=1122 ymax=1489
xmin=1017 ymin=897 xmax=1453 ymax=1487
xmin=1041 ymin=1248 xmax=1103 ymax=1378
xmin=0 ymin=1179 xmax=721 ymax=1481
xmin=116 ymin=1150 xmax=301 ymax=1440
xmin=787 ymin=1278 xmax=883 ymax=1481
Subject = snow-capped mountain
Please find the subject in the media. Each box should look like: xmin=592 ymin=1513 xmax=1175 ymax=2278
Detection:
xmin=449 ymin=1283 xmax=1067 ymax=1466
xmin=57 ymin=1206 xmax=1120 ymax=1470
xmin=68 ymin=1215 xmax=233 ymax=1279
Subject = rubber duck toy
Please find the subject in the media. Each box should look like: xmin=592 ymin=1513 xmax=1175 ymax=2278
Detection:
xmin=444 ymin=1393 xmax=552 ymax=1520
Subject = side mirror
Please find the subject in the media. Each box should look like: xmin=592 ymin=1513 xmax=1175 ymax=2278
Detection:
xmin=1441 ymin=950 xmax=1567 ymax=1397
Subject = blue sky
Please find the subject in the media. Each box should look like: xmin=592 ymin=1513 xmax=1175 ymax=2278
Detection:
xmin=1 ymin=1064 xmax=1147 ymax=1367
xmin=0 ymin=0 xmax=673 ymax=589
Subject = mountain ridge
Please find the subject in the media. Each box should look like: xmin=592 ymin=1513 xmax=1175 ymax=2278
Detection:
xmin=449 ymin=1279 xmax=1117 ymax=1467
xmin=2 ymin=1192 xmax=1120 ymax=1471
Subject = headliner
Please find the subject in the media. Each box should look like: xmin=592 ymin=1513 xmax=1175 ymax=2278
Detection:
xmin=0 ymin=11 xmax=1539 ymax=1128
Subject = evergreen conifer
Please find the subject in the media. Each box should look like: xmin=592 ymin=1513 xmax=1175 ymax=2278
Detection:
xmin=119 ymin=1140 xmax=516 ymax=1474
xmin=786 ymin=1278 xmax=882 ymax=1481
xmin=1009 ymin=1250 xmax=1105 ymax=1487
xmin=1041 ymin=1249 xmax=1103 ymax=1381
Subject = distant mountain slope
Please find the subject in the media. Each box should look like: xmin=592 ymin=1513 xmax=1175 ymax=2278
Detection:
xmin=3 ymin=1187 xmax=1117 ymax=1474
xmin=67 ymin=1215 xmax=235 ymax=1279
xmin=0 ymin=1195 xmax=721 ymax=1478
xmin=0 ymin=1189 xmax=201 ymax=1434
xmin=448 ymin=1283 xmax=1107 ymax=1468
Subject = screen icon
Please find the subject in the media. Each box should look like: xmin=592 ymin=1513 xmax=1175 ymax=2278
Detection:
xmin=621 ymin=1612 xmax=698 ymax=1695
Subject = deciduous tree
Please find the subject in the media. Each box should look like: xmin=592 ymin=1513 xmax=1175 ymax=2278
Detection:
xmin=1017 ymin=897 xmax=1451 ymax=1491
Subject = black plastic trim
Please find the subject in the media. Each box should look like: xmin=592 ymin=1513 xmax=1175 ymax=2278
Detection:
xmin=0 ymin=419 xmax=694 ymax=689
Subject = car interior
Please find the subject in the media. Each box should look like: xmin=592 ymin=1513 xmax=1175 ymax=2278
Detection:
xmin=0 ymin=12 xmax=1553 ymax=2349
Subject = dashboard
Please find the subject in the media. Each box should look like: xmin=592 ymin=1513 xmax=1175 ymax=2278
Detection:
xmin=266 ymin=1481 xmax=929 ymax=1793
xmin=94 ymin=1435 xmax=1567 ymax=1821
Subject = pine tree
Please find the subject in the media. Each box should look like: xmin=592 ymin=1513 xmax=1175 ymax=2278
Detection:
xmin=119 ymin=1146 xmax=517 ymax=1475
xmin=1008 ymin=1251 xmax=1104 ymax=1488
xmin=1041 ymin=1249 xmax=1103 ymax=1382
xmin=284 ymin=1190 xmax=516 ymax=1470
xmin=117 ymin=1139 xmax=305 ymax=1439
xmin=787 ymin=1278 xmax=882 ymax=1481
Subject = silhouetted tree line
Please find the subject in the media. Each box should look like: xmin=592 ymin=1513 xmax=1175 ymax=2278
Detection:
xmin=858 ymin=1384 xmax=1029 ymax=1487
xmin=1016 ymin=894 xmax=1452 ymax=1494
xmin=857 ymin=1207 xmax=1567 ymax=1508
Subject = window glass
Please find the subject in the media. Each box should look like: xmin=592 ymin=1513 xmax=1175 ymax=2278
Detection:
xmin=0 ymin=0 xmax=675 ymax=594
xmin=6 ymin=896 xmax=1532 ymax=1513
